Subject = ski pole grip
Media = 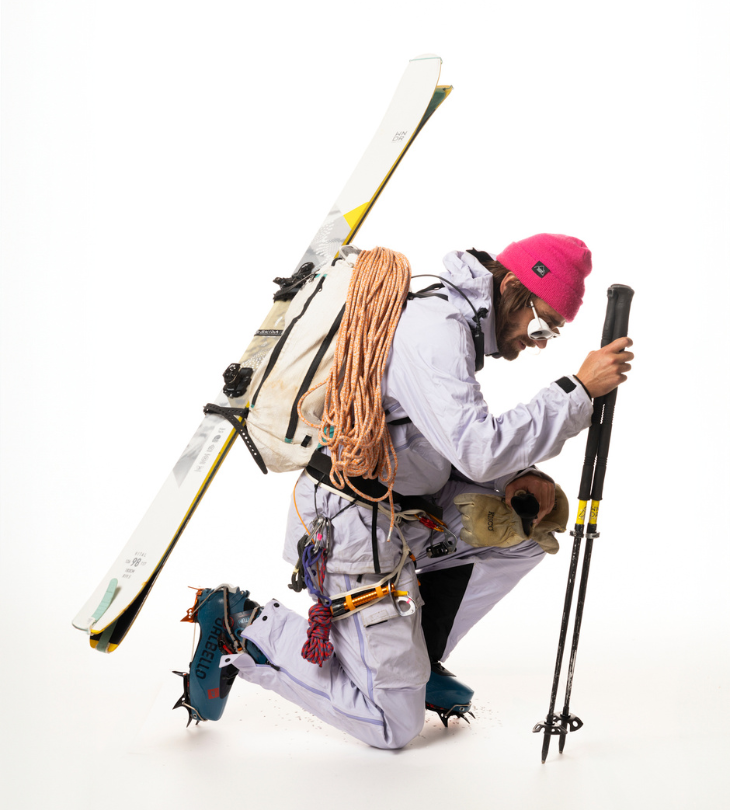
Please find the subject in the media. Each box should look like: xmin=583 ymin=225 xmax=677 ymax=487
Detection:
xmin=607 ymin=284 xmax=634 ymax=343
xmin=511 ymin=490 xmax=540 ymax=538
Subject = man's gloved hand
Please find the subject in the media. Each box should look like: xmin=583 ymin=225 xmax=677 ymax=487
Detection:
xmin=506 ymin=474 xmax=556 ymax=526
xmin=454 ymin=483 xmax=569 ymax=555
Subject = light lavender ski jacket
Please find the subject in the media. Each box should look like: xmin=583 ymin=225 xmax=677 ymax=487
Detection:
xmin=283 ymin=250 xmax=593 ymax=577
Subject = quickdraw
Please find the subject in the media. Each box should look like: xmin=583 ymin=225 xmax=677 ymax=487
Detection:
xmin=419 ymin=514 xmax=458 ymax=558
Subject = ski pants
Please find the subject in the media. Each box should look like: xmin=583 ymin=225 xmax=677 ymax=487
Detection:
xmin=232 ymin=563 xmax=429 ymax=749
xmin=414 ymin=476 xmax=547 ymax=663
xmin=416 ymin=540 xmax=546 ymax=664
xmin=230 ymin=479 xmax=545 ymax=749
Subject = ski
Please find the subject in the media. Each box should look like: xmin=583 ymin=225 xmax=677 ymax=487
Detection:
xmin=72 ymin=54 xmax=452 ymax=653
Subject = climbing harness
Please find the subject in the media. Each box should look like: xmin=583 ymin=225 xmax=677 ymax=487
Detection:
xmin=290 ymin=470 xmax=430 ymax=667
xmin=305 ymin=450 xmax=441 ymax=519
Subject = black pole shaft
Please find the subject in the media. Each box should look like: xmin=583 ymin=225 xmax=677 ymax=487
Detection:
xmin=590 ymin=388 xmax=617 ymax=502
xmin=540 ymin=528 xmax=584 ymax=763
xmin=559 ymin=534 xmax=594 ymax=752
xmin=578 ymin=399 xmax=605 ymax=499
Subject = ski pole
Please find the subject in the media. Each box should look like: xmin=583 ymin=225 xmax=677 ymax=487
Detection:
xmin=556 ymin=285 xmax=633 ymax=754
xmin=533 ymin=284 xmax=634 ymax=763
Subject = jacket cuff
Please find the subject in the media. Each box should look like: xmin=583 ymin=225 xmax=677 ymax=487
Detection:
xmin=494 ymin=466 xmax=554 ymax=494
xmin=555 ymin=374 xmax=592 ymax=404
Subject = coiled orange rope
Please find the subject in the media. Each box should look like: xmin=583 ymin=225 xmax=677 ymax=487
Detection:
xmin=298 ymin=247 xmax=411 ymax=532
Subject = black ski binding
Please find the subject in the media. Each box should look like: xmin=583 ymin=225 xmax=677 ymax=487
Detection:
xmin=172 ymin=670 xmax=205 ymax=728
xmin=273 ymin=262 xmax=315 ymax=301
xmin=222 ymin=363 xmax=253 ymax=399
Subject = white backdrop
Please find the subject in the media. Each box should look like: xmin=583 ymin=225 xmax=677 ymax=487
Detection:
xmin=2 ymin=2 xmax=729 ymax=808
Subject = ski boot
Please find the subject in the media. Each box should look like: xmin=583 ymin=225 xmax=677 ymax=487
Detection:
xmin=425 ymin=661 xmax=475 ymax=727
xmin=173 ymin=585 xmax=267 ymax=726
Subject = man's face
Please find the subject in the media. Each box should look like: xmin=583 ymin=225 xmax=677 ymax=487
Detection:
xmin=497 ymin=283 xmax=565 ymax=361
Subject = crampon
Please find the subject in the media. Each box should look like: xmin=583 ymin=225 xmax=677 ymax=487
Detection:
xmin=425 ymin=661 xmax=475 ymax=727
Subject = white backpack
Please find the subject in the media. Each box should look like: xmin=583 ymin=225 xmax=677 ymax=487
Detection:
xmin=218 ymin=249 xmax=358 ymax=473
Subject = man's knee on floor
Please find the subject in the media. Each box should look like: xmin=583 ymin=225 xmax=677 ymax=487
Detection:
xmin=387 ymin=716 xmax=425 ymax=749
xmin=375 ymin=687 xmax=426 ymax=749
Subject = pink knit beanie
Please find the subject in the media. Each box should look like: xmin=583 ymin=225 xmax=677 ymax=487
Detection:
xmin=496 ymin=234 xmax=592 ymax=322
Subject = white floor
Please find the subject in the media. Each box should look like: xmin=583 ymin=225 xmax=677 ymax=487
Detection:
xmin=4 ymin=532 xmax=728 ymax=810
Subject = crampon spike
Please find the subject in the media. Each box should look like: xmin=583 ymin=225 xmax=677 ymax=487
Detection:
xmin=426 ymin=701 xmax=473 ymax=728
xmin=180 ymin=588 xmax=204 ymax=622
xmin=172 ymin=671 xmax=205 ymax=727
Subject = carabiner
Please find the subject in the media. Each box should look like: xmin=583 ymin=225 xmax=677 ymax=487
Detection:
xmin=393 ymin=592 xmax=416 ymax=617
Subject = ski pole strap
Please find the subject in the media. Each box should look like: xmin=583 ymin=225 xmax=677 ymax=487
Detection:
xmin=306 ymin=450 xmax=443 ymax=521
xmin=203 ymin=403 xmax=268 ymax=475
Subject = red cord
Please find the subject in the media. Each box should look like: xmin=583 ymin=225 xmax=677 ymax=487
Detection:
xmin=301 ymin=602 xmax=334 ymax=666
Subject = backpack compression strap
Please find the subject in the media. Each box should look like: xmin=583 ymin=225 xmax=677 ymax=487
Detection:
xmin=203 ymin=403 xmax=268 ymax=475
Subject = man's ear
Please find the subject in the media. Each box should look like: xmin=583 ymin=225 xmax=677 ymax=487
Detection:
xmin=500 ymin=272 xmax=519 ymax=295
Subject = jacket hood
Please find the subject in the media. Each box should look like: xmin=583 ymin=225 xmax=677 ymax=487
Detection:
xmin=440 ymin=250 xmax=498 ymax=355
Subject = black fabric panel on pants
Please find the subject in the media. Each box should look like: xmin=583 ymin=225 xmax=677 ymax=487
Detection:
xmin=418 ymin=564 xmax=474 ymax=663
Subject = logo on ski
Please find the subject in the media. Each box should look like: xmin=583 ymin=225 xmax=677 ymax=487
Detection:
xmin=122 ymin=552 xmax=148 ymax=579
xmin=193 ymin=427 xmax=230 ymax=474
xmin=392 ymin=130 xmax=408 ymax=142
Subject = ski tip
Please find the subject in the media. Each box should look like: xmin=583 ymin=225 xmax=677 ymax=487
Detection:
xmin=410 ymin=53 xmax=442 ymax=63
